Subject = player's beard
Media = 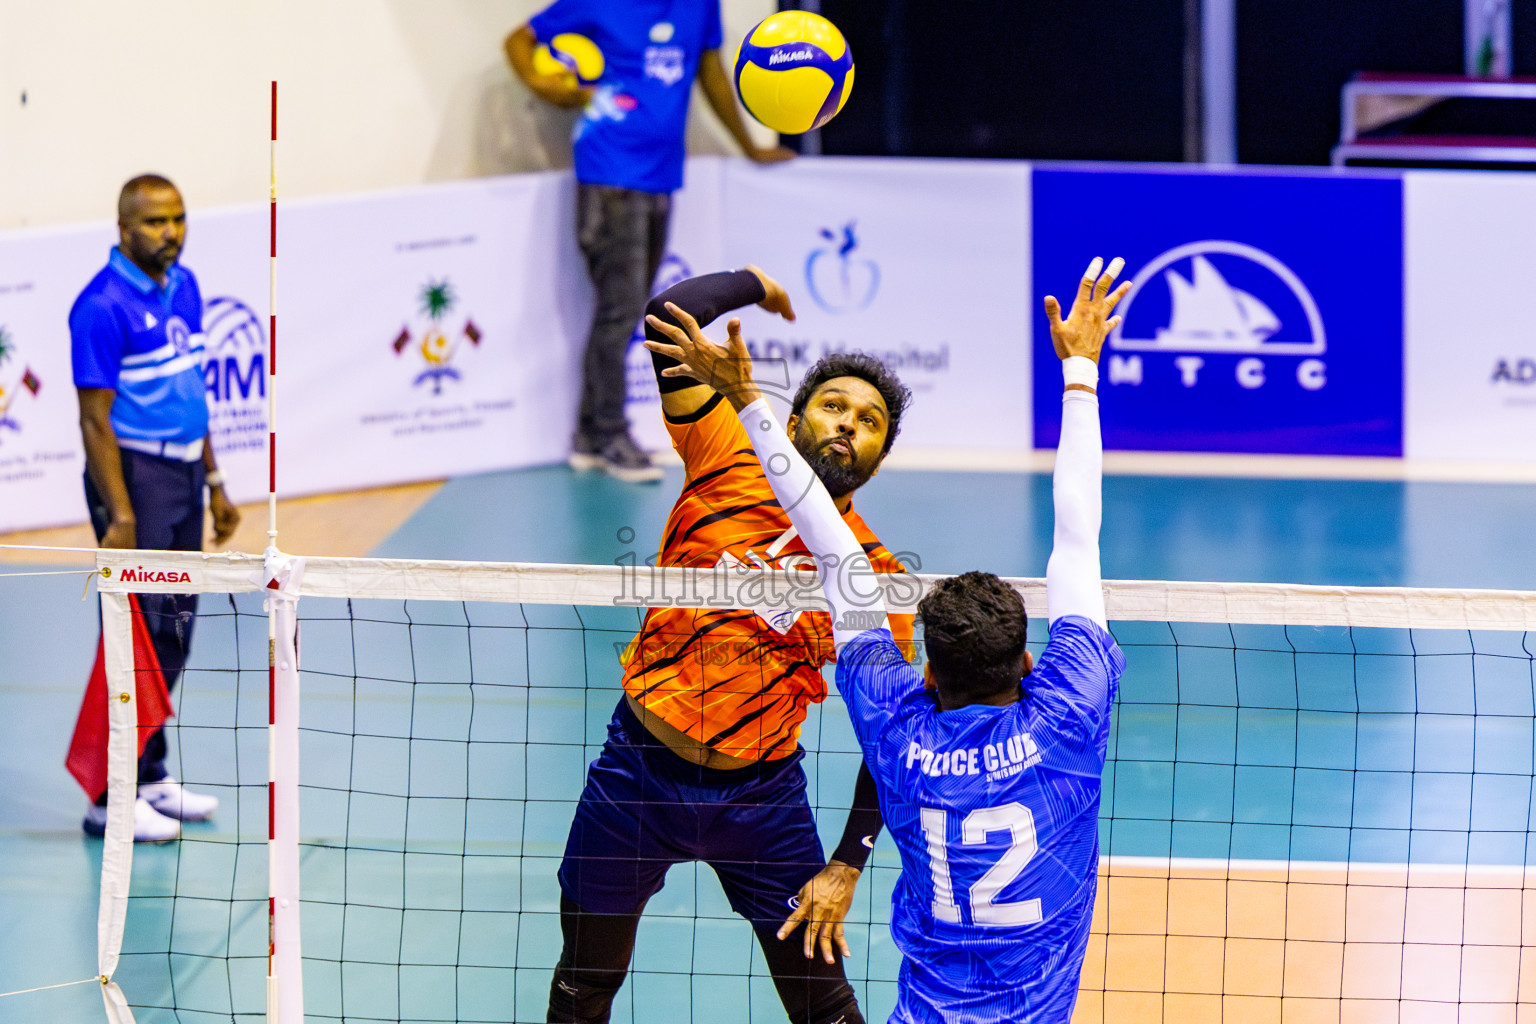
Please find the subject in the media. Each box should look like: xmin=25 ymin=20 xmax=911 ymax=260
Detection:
xmin=794 ymin=420 xmax=876 ymax=499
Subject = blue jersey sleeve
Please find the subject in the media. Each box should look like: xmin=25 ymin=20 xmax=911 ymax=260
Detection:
xmin=180 ymin=268 xmax=204 ymax=333
xmin=528 ymin=0 xmax=598 ymax=41
xmin=704 ymin=0 xmax=723 ymax=51
xmin=835 ymin=628 xmax=924 ymax=756
xmin=70 ymin=293 xmax=124 ymax=390
xmin=1027 ymin=615 xmax=1125 ymax=746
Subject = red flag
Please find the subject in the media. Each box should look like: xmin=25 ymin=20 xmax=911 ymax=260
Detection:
xmin=391 ymin=327 xmax=411 ymax=355
xmin=66 ymin=594 xmax=176 ymax=802
xmin=462 ymin=320 xmax=482 ymax=345
xmin=20 ymin=367 xmax=39 ymax=395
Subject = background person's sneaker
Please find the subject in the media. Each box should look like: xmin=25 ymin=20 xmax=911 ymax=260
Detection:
xmin=569 ymin=432 xmax=663 ymax=484
xmin=82 ymin=797 xmax=181 ymax=843
xmin=139 ymin=777 xmax=219 ymax=822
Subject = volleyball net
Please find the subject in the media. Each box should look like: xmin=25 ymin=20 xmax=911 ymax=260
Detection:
xmin=75 ymin=550 xmax=1536 ymax=1023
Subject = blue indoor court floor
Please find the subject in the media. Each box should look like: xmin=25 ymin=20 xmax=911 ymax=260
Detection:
xmin=3 ymin=464 xmax=1536 ymax=1023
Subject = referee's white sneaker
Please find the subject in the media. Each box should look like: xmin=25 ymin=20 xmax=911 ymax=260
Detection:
xmin=82 ymin=798 xmax=181 ymax=843
xmin=139 ymin=777 xmax=219 ymax=822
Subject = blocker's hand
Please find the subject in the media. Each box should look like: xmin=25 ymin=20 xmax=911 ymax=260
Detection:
xmin=644 ymin=303 xmax=763 ymax=411
xmin=778 ymin=861 xmax=860 ymax=963
xmin=1044 ymin=256 xmax=1131 ymax=364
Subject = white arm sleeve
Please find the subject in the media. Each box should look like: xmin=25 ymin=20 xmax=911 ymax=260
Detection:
xmin=737 ymin=398 xmax=889 ymax=647
xmin=1046 ymin=389 xmax=1107 ymax=628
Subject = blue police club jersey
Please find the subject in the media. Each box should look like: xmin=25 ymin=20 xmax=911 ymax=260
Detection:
xmin=70 ymin=248 xmax=209 ymax=446
xmin=528 ymin=0 xmax=723 ymax=194
xmin=837 ymin=617 xmax=1126 ymax=1024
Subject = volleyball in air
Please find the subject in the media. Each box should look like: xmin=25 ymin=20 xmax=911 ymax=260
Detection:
xmin=533 ymin=33 xmax=605 ymax=84
xmin=734 ymin=11 xmax=853 ymax=134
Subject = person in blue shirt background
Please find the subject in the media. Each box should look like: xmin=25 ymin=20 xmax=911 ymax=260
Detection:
xmin=645 ymin=256 xmax=1132 ymax=1022
xmin=71 ymin=174 xmax=239 ymax=843
xmin=505 ymin=0 xmax=792 ymax=482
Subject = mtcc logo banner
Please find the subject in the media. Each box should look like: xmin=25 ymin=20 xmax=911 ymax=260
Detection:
xmin=1030 ymin=169 xmax=1403 ymax=456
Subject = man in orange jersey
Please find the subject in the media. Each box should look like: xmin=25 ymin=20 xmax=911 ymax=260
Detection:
xmin=548 ymin=266 xmax=914 ymax=1024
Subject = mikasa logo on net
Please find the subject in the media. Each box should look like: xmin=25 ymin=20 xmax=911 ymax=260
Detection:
xmin=107 ymin=566 xmax=194 ymax=584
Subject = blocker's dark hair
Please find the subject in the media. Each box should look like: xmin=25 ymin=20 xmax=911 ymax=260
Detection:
xmin=919 ymin=571 xmax=1030 ymax=706
xmin=790 ymin=353 xmax=912 ymax=456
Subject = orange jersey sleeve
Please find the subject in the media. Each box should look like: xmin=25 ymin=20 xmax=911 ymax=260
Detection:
xmin=625 ymin=399 xmax=914 ymax=760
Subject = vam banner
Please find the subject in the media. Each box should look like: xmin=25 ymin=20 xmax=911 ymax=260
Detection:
xmin=1032 ymin=168 xmax=1404 ymax=456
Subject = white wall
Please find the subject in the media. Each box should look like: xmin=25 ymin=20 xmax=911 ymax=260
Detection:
xmin=0 ymin=0 xmax=775 ymax=230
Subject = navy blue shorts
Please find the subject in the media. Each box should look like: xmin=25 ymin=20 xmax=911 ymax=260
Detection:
xmin=558 ymin=698 xmax=827 ymax=927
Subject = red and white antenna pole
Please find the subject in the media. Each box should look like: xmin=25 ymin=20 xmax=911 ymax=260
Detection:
xmin=267 ymin=80 xmax=279 ymax=551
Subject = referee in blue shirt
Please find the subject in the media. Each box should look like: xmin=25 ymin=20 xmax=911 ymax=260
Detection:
xmin=505 ymin=0 xmax=793 ymax=482
xmin=71 ymin=174 xmax=239 ymax=843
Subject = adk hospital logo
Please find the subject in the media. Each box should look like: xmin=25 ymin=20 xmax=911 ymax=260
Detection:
xmin=805 ymin=221 xmax=879 ymax=314
xmin=1106 ymin=241 xmax=1328 ymax=392
xmin=0 ymin=326 xmax=42 ymax=444
xmin=392 ymin=279 xmax=482 ymax=395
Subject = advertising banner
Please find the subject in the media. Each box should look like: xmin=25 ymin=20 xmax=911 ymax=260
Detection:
xmin=1405 ymin=172 xmax=1536 ymax=463
xmin=275 ymin=173 xmax=589 ymax=497
xmin=1032 ymin=169 xmax=1404 ymax=456
xmin=717 ymin=158 xmax=1033 ymax=454
xmin=0 ymin=225 xmax=114 ymax=531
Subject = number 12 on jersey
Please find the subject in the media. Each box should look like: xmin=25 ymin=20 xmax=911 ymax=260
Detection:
xmin=921 ymin=802 xmax=1043 ymax=927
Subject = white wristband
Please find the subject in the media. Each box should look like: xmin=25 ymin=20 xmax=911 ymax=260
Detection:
xmin=205 ymin=470 xmax=224 ymax=489
xmin=1062 ymin=356 xmax=1098 ymax=390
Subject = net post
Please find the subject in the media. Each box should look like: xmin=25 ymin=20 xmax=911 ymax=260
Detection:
xmin=97 ymin=589 xmax=138 ymax=1023
xmin=266 ymin=554 xmax=304 ymax=1024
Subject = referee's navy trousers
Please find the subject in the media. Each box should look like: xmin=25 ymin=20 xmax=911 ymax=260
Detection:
xmin=85 ymin=447 xmax=205 ymax=794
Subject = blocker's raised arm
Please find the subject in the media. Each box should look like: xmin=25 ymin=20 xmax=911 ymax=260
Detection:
xmin=1043 ymin=257 xmax=1128 ymax=629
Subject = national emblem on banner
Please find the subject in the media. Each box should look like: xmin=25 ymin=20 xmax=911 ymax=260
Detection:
xmin=0 ymin=326 xmax=42 ymax=444
xmin=391 ymin=279 xmax=483 ymax=395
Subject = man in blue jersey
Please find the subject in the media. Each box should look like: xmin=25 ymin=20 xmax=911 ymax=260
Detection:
xmin=71 ymin=174 xmax=239 ymax=843
xmin=505 ymin=0 xmax=792 ymax=482
xmin=646 ymin=256 xmax=1131 ymax=1022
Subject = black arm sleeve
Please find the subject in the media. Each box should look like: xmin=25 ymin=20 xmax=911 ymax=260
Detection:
xmin=646 ymin=269 xmax=767 ymax=394
xmin=830 ymin=760 xmax=885 ymax=870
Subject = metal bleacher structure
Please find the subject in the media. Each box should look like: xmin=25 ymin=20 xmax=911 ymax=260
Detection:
xmin=1334 ymin=72 xmax=1536 ymax=168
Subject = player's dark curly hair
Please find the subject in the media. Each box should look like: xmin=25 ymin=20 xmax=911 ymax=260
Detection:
xmin=790 ymin=353 xmax=913 ymax=456
xmin=919 ymin=571 xmax=1030 ymax=706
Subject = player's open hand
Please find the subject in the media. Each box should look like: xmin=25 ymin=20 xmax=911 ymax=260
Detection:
xmin=744 ymin=264 xmax=796 ymax=323
xmin=1044 ymin=256 xmax=1130 ymax=363
xmin=777 ymin=860 xmax=860 ymax=963
xmin=644 ymin=303 xmax=764 ymax=411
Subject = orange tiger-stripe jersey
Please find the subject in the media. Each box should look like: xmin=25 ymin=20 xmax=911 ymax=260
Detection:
xmin=622 ymin=395 xmax=915 ymax=761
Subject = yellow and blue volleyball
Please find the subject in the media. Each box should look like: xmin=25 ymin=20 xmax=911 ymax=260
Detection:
xmin=734 ymin=11 xmax=854 ymax=135
xmin=533 ymin=33 xmax=605 ymax=84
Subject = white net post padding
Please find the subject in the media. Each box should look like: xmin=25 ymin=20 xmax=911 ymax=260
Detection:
xmin=99 ymin=589 xmax=139 ymax=1024
xmin=267 ymin=552 xmax=305 ymax=1024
